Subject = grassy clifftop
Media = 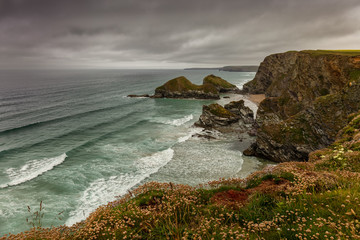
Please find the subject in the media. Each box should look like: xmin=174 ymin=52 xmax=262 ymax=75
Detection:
xmin=302 ymin=50 xmax=360 ymax=56
xmin=5 ymin=113 xmax=360 ymax=239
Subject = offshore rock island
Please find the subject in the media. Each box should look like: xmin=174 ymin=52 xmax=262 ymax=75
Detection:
xmin=128 ymin=74 xmax=240 ymax=99
xmin=4 ymin=50 xmax=360 ymax=239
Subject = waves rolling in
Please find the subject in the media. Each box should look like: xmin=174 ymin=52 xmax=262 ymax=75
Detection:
xmin=66 ymin=148 xmax=174 ymax=226
xmin=151 ymin=114 xmax=194 ymax=126
xmin=0 ymin=153 xmax=67 ymax=189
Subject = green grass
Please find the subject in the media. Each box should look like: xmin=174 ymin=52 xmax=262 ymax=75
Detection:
xmin=203 ymin=74 xmax=237 ymax=89
xmin=246 ymin=172 xmax=296 ymax=189
xmin=207 ymin=103 xmax=236 ymax=118
xmin=302 ymin=49 xmax=360 ymax=56
xmin=349 ymin=69 xmax=360 ymax=81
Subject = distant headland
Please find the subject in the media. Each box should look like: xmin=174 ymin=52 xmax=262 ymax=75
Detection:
xmin=184 ymin=65 xmax=259 ymax=72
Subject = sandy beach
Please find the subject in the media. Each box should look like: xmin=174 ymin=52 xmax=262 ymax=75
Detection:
xmin=218 ymin=93 xmax=265 ymax=106
xmin=246 ymin=94 xmax=265 ymax=105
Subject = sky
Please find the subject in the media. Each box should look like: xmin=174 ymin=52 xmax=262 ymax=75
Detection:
xmin=0 ymin=0 xmax=359 ymax=69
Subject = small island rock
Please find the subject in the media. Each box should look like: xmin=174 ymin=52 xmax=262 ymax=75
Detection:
xmin=153 ymin=76 xmax=220 ymax=99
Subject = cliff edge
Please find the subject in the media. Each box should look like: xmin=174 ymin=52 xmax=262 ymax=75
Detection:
xmin=243 ymin=50 xmax=360 ymax=162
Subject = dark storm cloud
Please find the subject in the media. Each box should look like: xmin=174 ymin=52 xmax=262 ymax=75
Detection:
xmin=0 ymin=0 xmax=359 ymax=68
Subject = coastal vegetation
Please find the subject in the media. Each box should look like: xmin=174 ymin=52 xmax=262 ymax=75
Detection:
xmin=302 ymin=50 xmax=360 ymax=56
xmin=202 ymin=75 xmax=237 ymax=91
xmin=3 ymin=111 xmax=360 ymax=239
xmin=207 ymin=103 xmax=236 ymax=118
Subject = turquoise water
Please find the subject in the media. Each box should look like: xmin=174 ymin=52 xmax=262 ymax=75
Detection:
xmin=0 ymin=69 xmax=268 ymax=235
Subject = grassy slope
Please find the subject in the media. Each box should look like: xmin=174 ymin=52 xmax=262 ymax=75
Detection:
xmin=207 ymin=103 xmax=236 ymax=118
xmin=203 ymin=75 xmax=237 ymax=89
xmin=4 ymin=113 xmax=360 ymax=239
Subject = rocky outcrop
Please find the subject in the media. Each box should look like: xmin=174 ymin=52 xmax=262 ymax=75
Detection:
xmin=203 ymin=75 xmax=239 ymax=93
xmin=243 ymin=50 xmax=360 ymax=162
xmin=129 ymin=75 xmax=238 ymax=100
xmin=195 ymin=100 xmax=254 ymax=133
xmin=153 ymin=76 xmax=220 ymax=99
xmin=195 ymin=103 xmax=239 ymax=128
xmin=224 ymin=100 xmax=254 ymax=124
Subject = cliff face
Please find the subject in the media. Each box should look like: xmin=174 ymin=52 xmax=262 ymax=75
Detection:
xmin=244 ymin=50 xmax=360 ymax=162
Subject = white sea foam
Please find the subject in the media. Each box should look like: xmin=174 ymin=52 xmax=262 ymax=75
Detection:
xmin=0 ymin=153 xmax=67 ymax=189
xmin=242 ymin=99 xmax=258 ymax=118
xmin=153 ymin=114 xmax=193 ymax=126
xmin=122 ymin=95 xmax=148 ymax=99
xmin=136 ymin=148 xmax=174 ymax=174
xmin=66 ymin=148 xmax=174 ymax=226
xmin=177 ymin=127 xmax=203 ymax=143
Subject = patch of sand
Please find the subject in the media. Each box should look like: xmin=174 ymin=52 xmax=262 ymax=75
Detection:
xmin=246 ymin=94 xmax=265 ymax=105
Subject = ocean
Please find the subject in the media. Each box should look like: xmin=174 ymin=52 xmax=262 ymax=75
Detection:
xmin=0 ymin=69 xmax=270 ymax=235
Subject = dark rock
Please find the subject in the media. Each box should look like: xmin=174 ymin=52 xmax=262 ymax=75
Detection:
xmin=195 ymin=103 xmax=239 ymax=128
xmin=127 ymin=94 xmax=150 ymax=98
xmin=224 ymin=100 xmax=254 ymax=124
xmin=243 ymin=145 xmax=256 ymax=156
xmin=247 ymin=128 xmax=257 ymax=136
xmin=195 ymin=100 xmax=255 ymax=134
xmin=193 ymin=133 xmax=217 ymax=140
xmin=223 ymin=96 xmax=230 ymax=99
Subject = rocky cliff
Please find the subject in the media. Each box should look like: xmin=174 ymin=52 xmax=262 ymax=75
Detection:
xmin=243 ymin=50 xmax=360 ymax=162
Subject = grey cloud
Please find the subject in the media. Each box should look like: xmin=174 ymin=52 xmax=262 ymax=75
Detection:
xmin=0 ymin=0 xmax=359 ymax=68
